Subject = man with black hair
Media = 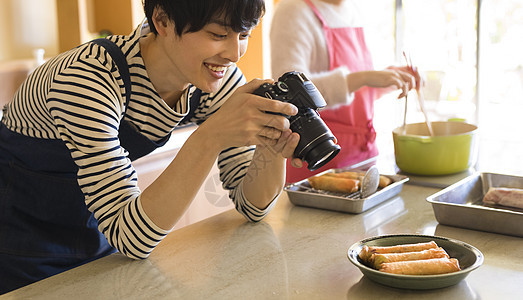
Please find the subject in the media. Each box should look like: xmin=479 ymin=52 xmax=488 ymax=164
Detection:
xmin=0 ymin=0 xmax=298 ymax=293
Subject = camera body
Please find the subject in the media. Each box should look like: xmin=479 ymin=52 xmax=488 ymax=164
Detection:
xmin=253 ymin=71 xmax=340 ymax=171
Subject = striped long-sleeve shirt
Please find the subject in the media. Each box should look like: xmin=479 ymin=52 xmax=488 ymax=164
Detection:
xmin=1 ymin=22 xmax=274 ymax=259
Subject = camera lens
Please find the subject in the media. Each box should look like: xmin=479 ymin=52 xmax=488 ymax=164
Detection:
xmin=301 ymin=135 xmax=340 ymax=170
xmin=290 ymin=108 xmax=340 ymax=171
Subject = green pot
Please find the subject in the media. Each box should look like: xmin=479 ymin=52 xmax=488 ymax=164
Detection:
xmin=392 ymin=121 xmax=478 ymax=176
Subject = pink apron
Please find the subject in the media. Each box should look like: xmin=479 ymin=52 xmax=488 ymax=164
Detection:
xmin=286 ymin=0 xmax=379 ymax=183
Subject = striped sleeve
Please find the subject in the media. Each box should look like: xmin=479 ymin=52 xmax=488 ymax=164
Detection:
xmin=47 ymin=51 xmax=167 ymax=259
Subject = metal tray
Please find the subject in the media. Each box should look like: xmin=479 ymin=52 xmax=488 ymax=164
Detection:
xmin=284 ymin=169 xmax=409 ymax=214
xmin=426 ymin=172 xmax=523 ymax=237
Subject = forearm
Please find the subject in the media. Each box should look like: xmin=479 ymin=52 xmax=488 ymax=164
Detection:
xmin=346 ymin=71 xmax=374 ymax=94
xmin=140 ymin=127 xmax=221 ymax=231
xmin=242 ymin=146 xmax=286 ymax=210
xmin=347 ymin=71 xmax=392 ymax=100
xmin=347 ymin=68 xmax=417 ymax=99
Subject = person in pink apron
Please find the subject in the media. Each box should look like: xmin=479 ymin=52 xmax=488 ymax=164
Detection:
xmin=271 ymin=0 xmax=421 ymax=183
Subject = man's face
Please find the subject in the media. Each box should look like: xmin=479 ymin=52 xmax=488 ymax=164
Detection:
xmin=164 ymin=20 xmax=252 ymax=93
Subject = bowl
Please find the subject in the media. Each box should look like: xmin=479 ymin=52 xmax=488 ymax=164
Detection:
xmin=347 ymin=234 xmax=484 ymax=289
xmin=392 ymin=121 xmax=478 ymax=175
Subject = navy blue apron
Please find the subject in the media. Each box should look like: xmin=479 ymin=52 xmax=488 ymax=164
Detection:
xmin=0 ymin=38 xmax=201 ymax=294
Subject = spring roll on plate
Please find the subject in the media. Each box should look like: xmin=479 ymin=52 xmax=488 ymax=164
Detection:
xmin=371 ymin=248 xmax=449 ymax=269
xmin=359 ymin=241 xmax=438 ymax=262
xmin=379 ymin=258 xmax=461 ymax=275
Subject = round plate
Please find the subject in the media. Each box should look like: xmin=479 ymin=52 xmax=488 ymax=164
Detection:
xmin=347 ymin=234 xmax=484 ymax=290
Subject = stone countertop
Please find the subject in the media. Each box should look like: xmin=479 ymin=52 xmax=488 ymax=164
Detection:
xmin=2 ymin=164 xmax=522 ymax=299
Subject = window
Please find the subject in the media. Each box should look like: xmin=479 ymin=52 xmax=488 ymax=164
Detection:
xmin=360 ymin=0 xmax=522 ymax=174
xmin=477 ymin=0 xmax=523 ymax=174
xmin=362 ymin=0 xmax=478 ymax=123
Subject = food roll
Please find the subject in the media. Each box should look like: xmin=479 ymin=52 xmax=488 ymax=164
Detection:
xmin=483 ymin=187 xmax=523 ymax=209
xmin=324 ymin=171 xmax=362 ymax=180
xmin=358 ymin=245 xmax=372 ymax=262
xmin=379 ymin=258 xmax=461 ymax=275
xmin=378 ymin=175 xmax=392 ymax=188
xmin=358 ymin=241 xmax=438 ymax=262
xmin=323 ymin=172 xmax=362 ymax=188
xmin=325 ymin=172 xmax=392 ymax=189
xmin=308 ymin=175 xmax=359 ymax=194
xmin=371 ymin=248 xmax=450 ymax=269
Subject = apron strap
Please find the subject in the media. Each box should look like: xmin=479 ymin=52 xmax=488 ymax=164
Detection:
xmin=89 ymin=38 xmax=168 ymax=161
xmin=90 ymin=38 xmax=131 ymax=115
xmin=90 ymin=38 xmax=201 ymax=125
xmin=303 ymin=0 xmax=329 ymax=28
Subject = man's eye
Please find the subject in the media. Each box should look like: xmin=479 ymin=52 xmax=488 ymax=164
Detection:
xmin=240 ymin=33 xmax=251 ymax=40
xmin=212 ymin=33 xmax=227 ymax=39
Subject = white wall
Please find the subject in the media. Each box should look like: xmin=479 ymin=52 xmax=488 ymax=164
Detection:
xmin=0 ymin=0 xmax=59 ymax=61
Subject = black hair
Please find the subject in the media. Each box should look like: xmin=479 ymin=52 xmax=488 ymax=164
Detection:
xmin=143 ymin=0 xmax=265 ymax=36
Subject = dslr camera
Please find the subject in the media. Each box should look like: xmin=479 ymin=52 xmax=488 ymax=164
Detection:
xmin=253 ymin=71 xmax=340 ymax=171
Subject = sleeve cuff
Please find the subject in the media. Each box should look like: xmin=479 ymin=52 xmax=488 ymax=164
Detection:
xmin=137 ymin=196 xmax=172 ymax=235
xmin=233 ymin=181 xmax=278 ymax=222
xmin=310 ymin=66 xmax=355 ymax=106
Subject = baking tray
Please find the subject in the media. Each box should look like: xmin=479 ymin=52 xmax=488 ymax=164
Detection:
xmin=426 ymin=172 xmax=523 ymax=237
xmin=284 ymin=169 xmax=409 ymax=214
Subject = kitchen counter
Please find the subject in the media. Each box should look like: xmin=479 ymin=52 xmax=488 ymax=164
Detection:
xmin=2 ymin=159 xmax=522 ymax=299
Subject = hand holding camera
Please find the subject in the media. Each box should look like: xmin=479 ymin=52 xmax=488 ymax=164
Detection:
xmin=253 ymin=71 xmax=340 ymax=171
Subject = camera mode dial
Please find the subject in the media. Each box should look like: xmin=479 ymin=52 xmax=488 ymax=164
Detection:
xmin=277 ymin=81 xmax=289 ymax=93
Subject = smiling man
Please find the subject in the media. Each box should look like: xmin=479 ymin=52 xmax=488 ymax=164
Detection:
xmin=0 ymin=0 xmax=299 ymax=294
